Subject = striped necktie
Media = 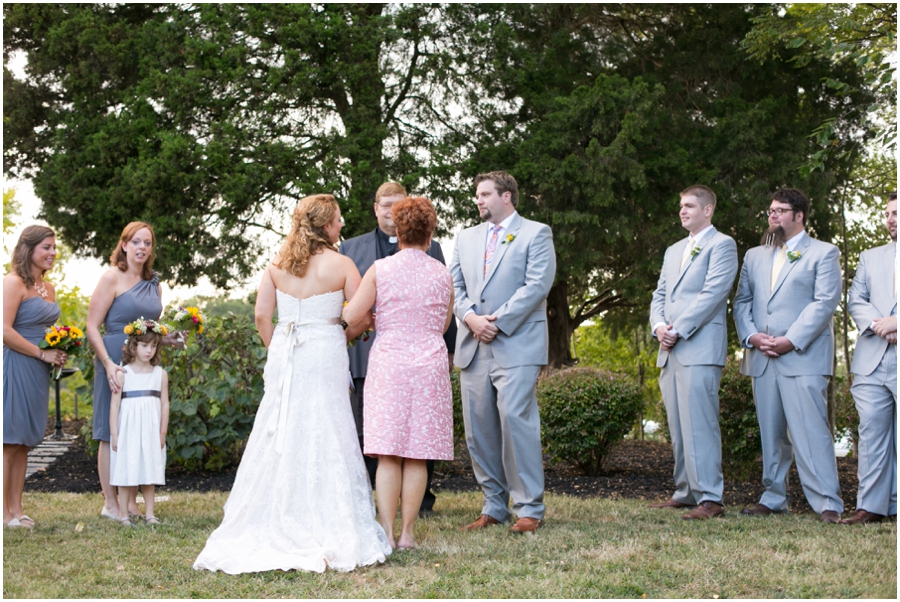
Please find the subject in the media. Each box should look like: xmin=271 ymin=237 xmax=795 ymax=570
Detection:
xmin=484 ymin=225 xmax=502 ymax=276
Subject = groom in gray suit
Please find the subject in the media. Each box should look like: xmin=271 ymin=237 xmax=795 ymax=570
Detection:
xmin=449 ymin=170 xmax=556 ymax=533
xmin=733 ymin=188 xmax=844 ymax=523
xmin=842 ymin=192 xmax=897 ymax=525
xmin=649 ymin=185 xmax=738 ymax=520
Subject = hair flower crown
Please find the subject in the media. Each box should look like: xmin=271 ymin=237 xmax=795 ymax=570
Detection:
xmin=123 ymin=317 xmax=169 ymax=337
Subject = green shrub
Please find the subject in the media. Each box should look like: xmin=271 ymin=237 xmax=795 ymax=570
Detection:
xmin=718 ymin=359 xmax=761 ymax=481
xmin=832 ymin=375 xmax=858 ymax=448
xmin=537 ymin=367 xmax=643 ymax=475
xmin=161 ymin=313 xmax=265 ymax=470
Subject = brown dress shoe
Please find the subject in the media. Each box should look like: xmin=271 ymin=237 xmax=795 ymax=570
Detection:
xmin=649 ymin=498 xmax=694 ymax=509
xmin=683 ymin=501 xmax=725 ymax=520
xmin=740 ymin=503 xmax=775 ymax=516
xmin=840 ymin=509 xmax=884 ymax=525
xmin=819 ymin=510 xmax=841 ymax=524
xmin=462 ymin=514 xmax=501 ymax=531
xmin=509 ymin=517 xmax=543 ymax=533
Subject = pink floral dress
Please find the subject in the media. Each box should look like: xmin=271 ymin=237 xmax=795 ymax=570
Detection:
xmin=363 ymin=248 xmax=454 ymax=460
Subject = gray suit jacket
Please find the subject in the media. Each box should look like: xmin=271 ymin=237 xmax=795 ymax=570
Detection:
xmin=449 ymin=213 xmax=556 ymax=370
xmin=733 ymin=233 xmax=841 ymax=377
xmin=340 ymin=229 xmax=457 ymax=379
xmin=649 ymin=228 xmax=738 ymax=368
xmin=849 ymin=242 xmax=897 ymax=377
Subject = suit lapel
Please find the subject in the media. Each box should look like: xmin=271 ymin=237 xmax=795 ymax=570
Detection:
xmin=771 ymin=234 xmax=811 ymax=298
xmin=470 ymin=222 xmax=490 ymax=286
xmin=673 ymin=228 xmax=715 ymax=290
xmin=483 ymin=214 xmax=521 ymax=288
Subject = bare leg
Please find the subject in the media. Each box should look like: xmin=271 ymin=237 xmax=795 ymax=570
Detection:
xmin=142 ymin=485 xmax=155 ymax=520
xmin=98 ymin=442 xmax=119 ymax=515
xmin=4 ymin=444 xmax=30 ymax=524
xmin=397 ymin=459 xmax=427 ymax=549
xmin=116 ymin=486 xmax=136 ymax=521
xmin=129 ymin=487 xmax=142 ymax=518
xmin=375 ymin=455 xmax=402 ymax=549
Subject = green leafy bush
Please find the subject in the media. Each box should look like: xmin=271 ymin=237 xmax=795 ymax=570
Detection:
xmin=717 ymin=359 xmax=762 ymax=481
xmin=537 ymin=367 xmax=643 ymax=475
xmin=449 ymin=368 xmax=465 ymax=443
xmin=832 ymin=375 xmax=858 ymax=453
xmin=161 ymin=313 xmax=265 ymax=470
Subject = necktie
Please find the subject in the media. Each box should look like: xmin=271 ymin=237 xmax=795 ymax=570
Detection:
xmin=484 ymin=225 xmax=502 ymax=276
xmin=771 ymin=244 xmax=787 ymax=292
xmin=680 ymin=236 xmax=694 ymax=270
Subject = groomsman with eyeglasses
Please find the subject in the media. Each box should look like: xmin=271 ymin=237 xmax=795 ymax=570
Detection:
xmin=733 ymin=188 xmax=844 ymax=523
xmin=842 ymin=192 xmax=897 ymax=524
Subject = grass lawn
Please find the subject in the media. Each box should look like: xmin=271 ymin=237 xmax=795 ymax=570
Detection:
xmin=3 ymin=491 xmax=896 ymax=598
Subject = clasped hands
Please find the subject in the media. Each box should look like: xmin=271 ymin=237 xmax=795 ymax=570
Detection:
xmin=748 ymin=333 xmax=795 ymax=357
xmin=465 ymin=313 xmax=499 ymax=344
xmin=872 ymin=316 xmax=897 ymax=344
xmin=655 ymin=325 xmax=678 ymax=351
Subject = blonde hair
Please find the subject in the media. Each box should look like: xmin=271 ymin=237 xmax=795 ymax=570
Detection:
xmin=274 ymin=194 xmax=339 ymax=277
xmin=10 ymin=225 xmax=56 ymax=288
xmin=110 ymin=221 xmax=156 ymax=281
xmin=375 ymin=182 xmax=407 ymax=204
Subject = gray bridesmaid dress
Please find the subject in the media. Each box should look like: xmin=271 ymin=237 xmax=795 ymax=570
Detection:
xmin=3 ymin=296 xmax=61 ymax=447
xmin=92 ymin=273 xmax=162 ymax=441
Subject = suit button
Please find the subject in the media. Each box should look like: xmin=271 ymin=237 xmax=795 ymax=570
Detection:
xmin=767 ymin=311 xmax=772 ymax=315
xmin=481 ymin=298 xmax=485 ymax=303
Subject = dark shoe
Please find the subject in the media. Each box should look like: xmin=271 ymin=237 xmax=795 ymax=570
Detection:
xmin=840 ymin=509 xmax=884 ymax=525
xmin=889 ymin=515 xmax=897 ymax=523
xmin=740 ymin=504 xmax=775 ymax=516
xmin=462 ymin=514 xmax=500 ymax=531
xmin=819 ymin=510 xmax=841 ymax=524
xmin=683 ymin=501 xmax=725 ymax=520
xmin=418 ymin=508 xmax=435 ymax=519
xmin=649 ymin=498 xmax=694 ymax=509
xmin=509 ymin=517 xmax=543 ymax=533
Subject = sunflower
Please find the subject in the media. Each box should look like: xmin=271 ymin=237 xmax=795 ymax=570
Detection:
xmin=69 ymin=326 xmax=84 ymax=339
xmin=45 ymin=332 xmax=61 ymax=346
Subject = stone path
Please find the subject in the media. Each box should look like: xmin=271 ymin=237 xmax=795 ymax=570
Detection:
xmin=26 ymin=437 xmax=75 ymax=478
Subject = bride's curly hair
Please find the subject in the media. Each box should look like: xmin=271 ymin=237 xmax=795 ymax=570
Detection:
xmin=274 ymin=194 xmax=339 ymax=277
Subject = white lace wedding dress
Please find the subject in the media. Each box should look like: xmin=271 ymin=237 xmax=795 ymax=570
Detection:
xmin=193 ymin=290 xmax=392 ymax=574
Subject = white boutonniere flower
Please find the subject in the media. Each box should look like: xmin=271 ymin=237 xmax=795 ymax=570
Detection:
xmin=690 ymin=246 xmax=701 ymax=260
xmin=787 ymin=250 xmax=802 ymax=263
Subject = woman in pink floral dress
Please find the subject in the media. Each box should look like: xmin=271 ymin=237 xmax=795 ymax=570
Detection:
xmin=343 ymin=196 xmax=454 ymax=550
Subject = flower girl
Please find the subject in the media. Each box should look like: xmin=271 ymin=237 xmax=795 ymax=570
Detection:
xmin=109 ymin=318 xmax=170 ymax=526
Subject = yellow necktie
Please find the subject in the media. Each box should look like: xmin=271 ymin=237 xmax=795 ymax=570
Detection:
xmin=771 ymin=244 xmax=787 ymax=292
xmin=680 ymin=236 xmax=694 ymax=270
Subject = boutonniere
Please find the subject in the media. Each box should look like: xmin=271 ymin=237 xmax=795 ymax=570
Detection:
xmin=690 ymin=246 xmax=702 ymax=260
xmin=787 ymin=250 xmax=802 ymax=263
xmin=501 ymin=233 xmax=516 ymax=245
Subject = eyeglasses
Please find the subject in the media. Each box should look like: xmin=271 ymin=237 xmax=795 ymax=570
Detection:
xmin=766 ymin=207 xmax=794 ymax=217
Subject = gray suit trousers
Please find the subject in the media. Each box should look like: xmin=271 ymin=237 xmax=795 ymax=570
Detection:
xmin=852 ymin=344 xmax=897 ymax=516
xmin=659 ymin=355 xmax=724 ymax=505
xmin=459 ymin=343 xmax=544 ymax=522
xmin=753 ymin=364 xmax=843 ymax=514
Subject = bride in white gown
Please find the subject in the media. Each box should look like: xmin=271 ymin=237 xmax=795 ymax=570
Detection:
xmin=194 ymin=194 xmax=392 ymax=574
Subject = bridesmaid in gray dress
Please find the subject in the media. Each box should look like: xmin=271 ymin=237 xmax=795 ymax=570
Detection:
xmin=3 ymin=225 xmax=69 ymax=528
xmin=86 ymin=221 xmax=180 ymax=521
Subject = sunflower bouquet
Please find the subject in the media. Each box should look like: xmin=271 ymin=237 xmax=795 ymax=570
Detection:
xmin=39 ymin=324 xmax=85 ymax=379
xmin=167 ymin=305 xmax=207 ymax=346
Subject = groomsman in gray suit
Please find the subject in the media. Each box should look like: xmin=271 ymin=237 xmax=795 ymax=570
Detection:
xmin=449 ymin=170 xmax=556 ymax=533
xmin=842 ymin=192 xmax=897 ymax=525
xmin=733 ymin=188 xmax=844 ymax=523
xmin=649 ymin=185 xmax=738 ymax=520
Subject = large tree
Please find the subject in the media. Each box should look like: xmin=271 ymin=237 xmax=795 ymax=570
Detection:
xmin=4 ymin=3 xmax=466 ymax=287
xmin=445 ymin=4 xmax=873 ymax=366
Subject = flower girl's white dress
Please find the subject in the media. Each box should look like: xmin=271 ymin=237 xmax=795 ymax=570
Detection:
xmin=194 ymin=290 xmax=391 ymax=574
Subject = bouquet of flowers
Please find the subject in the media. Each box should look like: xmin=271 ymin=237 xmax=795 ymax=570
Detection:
xmin=39 ymin=324 xmax=85 ymax=379
xmin=342 ymin=301 xmax=373 ymax=347
xmin=123 ymin=317 xmax=169 ymax=337
xmin=167 ymin=306 xmax=207 ymax=346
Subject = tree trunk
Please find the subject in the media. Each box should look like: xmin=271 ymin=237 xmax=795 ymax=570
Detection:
xmin=546 ymin=280 xmax=574 ymax=369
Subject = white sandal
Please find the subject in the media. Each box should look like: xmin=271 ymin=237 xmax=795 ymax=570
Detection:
xmin=100 ymin=506 xmax=118 ymax=521
xmin=5 ymin=517 xmax=33 ymax=529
